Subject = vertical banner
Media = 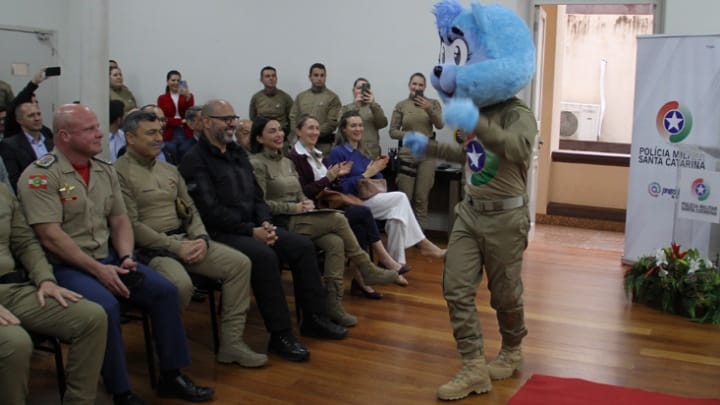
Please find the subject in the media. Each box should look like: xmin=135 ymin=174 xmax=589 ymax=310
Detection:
xmin=624 ymin=34 xmax=720 ymax=262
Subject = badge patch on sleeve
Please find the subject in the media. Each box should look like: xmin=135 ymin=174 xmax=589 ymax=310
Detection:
xmin=28 ymin=175 xmax=48 ymax=189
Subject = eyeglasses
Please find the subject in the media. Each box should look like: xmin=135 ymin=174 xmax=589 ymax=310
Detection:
xmin=208 ymin=115 xmax=239 ymax=125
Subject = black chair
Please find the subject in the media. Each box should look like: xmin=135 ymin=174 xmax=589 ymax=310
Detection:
xmin=31 ymin=333 xmax=66 ymax=401
xmin=189 ymin=273 xmax=223 ymax=354
xmin=119 ymin=307 xmax=156 ymax=388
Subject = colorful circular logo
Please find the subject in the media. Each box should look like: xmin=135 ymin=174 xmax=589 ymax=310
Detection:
xmin=465 ymin=140 xmax=498 ymax=185
xmin=656 ymin=101 xmax=693 ymax=143
xmin=691 ymin=178 xmax=710 ymax=201
xmin=648 ymin=182 xmax=662 ymax=197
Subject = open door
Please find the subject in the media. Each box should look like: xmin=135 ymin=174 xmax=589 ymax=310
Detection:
xmin=527 ymin=5 xmax=546 ymax=233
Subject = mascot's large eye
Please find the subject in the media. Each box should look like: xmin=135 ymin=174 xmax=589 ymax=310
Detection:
xmin=449 ymin=38 xmax=469 ymax=65
xmin=439 ymin=39 xmax=469 ymax=66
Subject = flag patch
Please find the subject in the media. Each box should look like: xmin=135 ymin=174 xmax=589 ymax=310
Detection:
xmin=28 ymin=175 xmax=48 ymax=189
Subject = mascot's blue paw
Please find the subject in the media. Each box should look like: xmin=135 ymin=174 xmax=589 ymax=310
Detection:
xmin=444 ymin=98 xmax=479 ymax=133
xmin=402 ymin=132 xmax=428 ymax=157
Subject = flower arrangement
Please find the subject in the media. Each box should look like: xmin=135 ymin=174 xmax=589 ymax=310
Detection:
xmin=624 ymin=243 xmax=720 ymax=324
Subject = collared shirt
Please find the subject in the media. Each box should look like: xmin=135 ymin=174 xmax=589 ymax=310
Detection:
xmin=24 ymin=132 xmax=48 ymax=159
xmin=17 ymin=149 xmax=127 ymax=262
xmin=293 ymin=141 xmax=327 ymax=181
xmin=249 ymin=149 xmax=305 ymax=215
xmin=115 ymin=149 xmax=207 ymax=255
xmin=108 ymin=129 xmax=126 ymax=163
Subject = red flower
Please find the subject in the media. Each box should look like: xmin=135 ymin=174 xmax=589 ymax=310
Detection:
xmin=671 ymin=243 xmax=688 ymax=259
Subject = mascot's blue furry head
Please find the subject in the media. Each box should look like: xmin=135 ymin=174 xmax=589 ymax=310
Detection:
xmin=431 ymin=0 xmax=535 ymax=108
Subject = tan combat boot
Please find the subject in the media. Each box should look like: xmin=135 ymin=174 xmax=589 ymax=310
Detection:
xmin=488 ymin=346 xmax=522 ymax=380
xmin=216 ymin=315 xmax=268 ymax=368
xmin=437 ymin=358 xmax=492 ymax=400
xmin=217 ymin=341 xmax=268 ymax=368
xmin=325 ymin=279 xmax=357 ymax=327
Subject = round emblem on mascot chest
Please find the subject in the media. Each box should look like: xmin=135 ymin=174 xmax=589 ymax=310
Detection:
xmin=466 ymin=140 xmax=499 ymax=186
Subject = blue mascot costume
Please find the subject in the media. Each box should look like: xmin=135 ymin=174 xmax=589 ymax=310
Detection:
xmin=403 ymin=0 xmax=537 ymax=400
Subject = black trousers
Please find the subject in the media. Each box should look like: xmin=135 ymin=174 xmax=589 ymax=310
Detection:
xmin=212 ymin=228 xmax=325 ymax=333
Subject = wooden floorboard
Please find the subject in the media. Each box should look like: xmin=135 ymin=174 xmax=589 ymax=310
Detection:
xmin=27 ymin=224 xmax=720 ymax=404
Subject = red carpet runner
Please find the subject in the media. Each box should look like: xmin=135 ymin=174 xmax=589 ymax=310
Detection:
xmin=508 ymin=374 xmax=720 ymax=405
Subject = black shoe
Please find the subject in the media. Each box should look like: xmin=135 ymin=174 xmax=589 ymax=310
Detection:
xmin=268 ymin=332 xmax=310 ymax=362
xmin=157 ymin=374 xmax=214 ymax=402
xmin=350 ymin=279 xmax=383 ymax=299
xmin=113 ymin=391 xmax=145 ymax=405
xmin=300 ymin=313 xmax=348 ymax=339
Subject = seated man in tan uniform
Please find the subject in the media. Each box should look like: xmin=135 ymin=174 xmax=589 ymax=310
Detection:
xmin=0 ymin=182 xmax=107 ymax=404
xmin=114 ymin=109 xmax=265 ymax=368
xmin=18 ymin=104 xmax=214 ymax=405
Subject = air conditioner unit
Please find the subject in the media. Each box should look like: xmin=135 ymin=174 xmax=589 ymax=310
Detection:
xmin=559 ymin=102 xmax=600 ymax=141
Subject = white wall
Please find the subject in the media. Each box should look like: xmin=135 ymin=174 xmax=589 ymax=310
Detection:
xmin=664 ymin=0 xmax=720 ymax=35
xmin=108 ymin=0 xmax=526 ymax=152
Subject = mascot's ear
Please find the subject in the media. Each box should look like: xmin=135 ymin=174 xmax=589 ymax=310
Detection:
xmin=470 ymin=2 xmax=488 ymax=35
xmin=434 ymin=0 xmax=464 ymax=40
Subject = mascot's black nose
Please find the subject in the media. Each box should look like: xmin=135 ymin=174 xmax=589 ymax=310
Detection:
xmin=433 ymin=65 xmax=443 ymax=78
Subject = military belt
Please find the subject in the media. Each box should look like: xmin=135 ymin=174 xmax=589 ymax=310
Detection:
xmin=467 ymin=195 xmax=527 ymax=212
xmin=165 ymin=228 xmax=184 ymax=236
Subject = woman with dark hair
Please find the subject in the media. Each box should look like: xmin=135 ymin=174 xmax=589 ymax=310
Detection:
xmin=249 ymin=117 xmax=401 ymax=326
xmin=109 ymin=67 xmax=137 ymax=113
xmin=389 ymin=72 xmax=444 ymax=229
xmin=340 ymin=78 xmax=387 ymax=159
xmin=327 ymin=110 xmax=446 ymax=267
xmin=289 ymin=114 xmax=408 ymax=299
xmin=157 ymin=70 xmax=194 ymax=159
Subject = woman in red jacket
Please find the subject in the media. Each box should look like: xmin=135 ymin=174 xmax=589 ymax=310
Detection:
xmin=157 ymin=70 xmax=194 ymax=161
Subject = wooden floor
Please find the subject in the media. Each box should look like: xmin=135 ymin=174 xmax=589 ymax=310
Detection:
xmin=28 ymin=224 xmax=720 ymax=404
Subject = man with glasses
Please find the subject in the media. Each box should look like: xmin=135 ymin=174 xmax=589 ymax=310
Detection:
xmin=18 ymin=104 xmax=214 ymax=404
xmin=115 ymin=110 xmax=266 ymax=368
xmin=179 ymin=99 xmax=348 ymax=363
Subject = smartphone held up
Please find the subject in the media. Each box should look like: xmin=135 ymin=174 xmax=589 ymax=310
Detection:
xmin=44 ymin=66 xmax=61 ymax=77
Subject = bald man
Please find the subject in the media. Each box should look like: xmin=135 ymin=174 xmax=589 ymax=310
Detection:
xmin=18 ymin=104 xmax=214 ymax=404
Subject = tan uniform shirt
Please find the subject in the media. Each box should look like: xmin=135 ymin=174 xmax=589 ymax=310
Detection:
xmin=389 ymin=97 xmax=443 ymax=140
xmin=341 ymin=101 xmax=388 ymax=158
xmin=249 ymin=150 xmax=305 ymax=215
xmin=426 ymin=98 xmax=537 ymax=200
xmin=110 ymin=85 xmax=138 ymax=113
xmin=249 ymin=89 xmax=294 ymax=131
xmin=289 ymin=88 xmax=342 ymax=141
xmin=0 ymin=184 xmax=55 ymax=285
xmin=17 ymin=150 xmax=126 ymax=262
xmin=115 ymin=150 xmax=207 ymax=255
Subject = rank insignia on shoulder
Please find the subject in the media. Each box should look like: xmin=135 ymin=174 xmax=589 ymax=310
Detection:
xmin=91 ymin=157 xmax=112 ymax=165
xmin=34 ymin=154 xmax=57 ymax=168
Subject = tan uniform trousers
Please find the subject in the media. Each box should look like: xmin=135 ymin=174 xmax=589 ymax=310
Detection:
xmin=148 ymin=241 xmax=251 ymax=347
xmin=0 ymin=283 xmax=107 ymax=405
xmin=396 ymin=150 xmax=436 ymax=229
xmin=288 ymin=211 xmax=368 ymax=282
xmin=442 ymin=198 xmax=530 ymax=359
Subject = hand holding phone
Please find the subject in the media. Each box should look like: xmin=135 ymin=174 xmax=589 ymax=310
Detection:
xmin=44 ymin=66 xmax=61 ymax=77
xmin=179 ymin=80 xmax=188 ymax=89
